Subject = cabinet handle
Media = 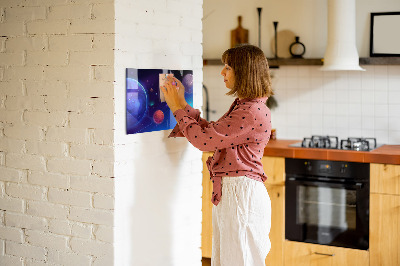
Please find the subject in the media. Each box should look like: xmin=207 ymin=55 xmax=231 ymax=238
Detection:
xmin=314 ymin=252 xmax=335 ymax=257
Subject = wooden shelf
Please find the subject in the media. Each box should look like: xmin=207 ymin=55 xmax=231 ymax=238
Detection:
xmin=203 ymin=57 xmax=400 ymax=67
xmin=203 ymin=58 xmax=323 ymax=67
xmin=359 ymin=57 xmax=400 ymax=65
xmin=202 ymin=59 xmax=223 ymax=66
xmin=268 ymin=58 xmax=323 ymax=67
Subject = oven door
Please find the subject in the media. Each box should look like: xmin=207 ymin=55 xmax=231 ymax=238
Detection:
xmin=285 ymin=177 xmax=369 ymax=250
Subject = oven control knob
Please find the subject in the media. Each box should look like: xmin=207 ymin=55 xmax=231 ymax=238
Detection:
xmin=340 ymin=164 xmax=347 ymax=174
xmin=304 ymin=162 xmax=312 ymax=171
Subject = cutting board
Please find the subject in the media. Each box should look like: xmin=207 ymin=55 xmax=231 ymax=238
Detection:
xmin=231 ymin=16 xmax=249 ymax=48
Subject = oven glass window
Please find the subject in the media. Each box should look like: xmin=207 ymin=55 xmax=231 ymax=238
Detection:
xmin=297 ymin=186 xmax=356 ymax=230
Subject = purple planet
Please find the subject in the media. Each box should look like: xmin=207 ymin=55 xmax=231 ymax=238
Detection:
xmin=126 ymin=78 xmax=147 ymax=128
xmin=182 ymin=74 xmax=193 ymax=93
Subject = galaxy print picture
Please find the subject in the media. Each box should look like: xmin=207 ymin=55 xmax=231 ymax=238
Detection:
xmin=126 ymin=68 xmax=193 ymax=135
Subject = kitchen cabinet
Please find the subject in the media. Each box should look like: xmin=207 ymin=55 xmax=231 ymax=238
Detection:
xmin=284 ymin=241 xmax=369 ymax=266
xmin=370 ymin=163 xmax=400 ymax=195
xmin=261 ymin=156 xmax=285 ymax=186
xmin=261 ymin=156 xmax=285 ymax=266
xmin=201 ymin=152 xmax=213 ymax=258
xmin=202 ymin=156 xmax=400 ymax=265
xmin=264 ymin=184 xmax=284 ymax=265
xmin=370 ymin=193 xmax=400 ymax=266
xmin=260 ymin=141 xmax=400 ymax=266
xmin=201 ymin=153 xmax=286 ymax=266
xmin=370 ymin=163 xmax=400 ymax=266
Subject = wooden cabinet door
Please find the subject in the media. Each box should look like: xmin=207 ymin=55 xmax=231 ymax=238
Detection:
xmin=284 ymin=241 xmax=369 ymax=266
xmin=370 ymin=163 xmax=400 ymax=195
xmin=370 ymin=193 xmax=400 ymax=266
xmin=262 ymin=156 xmax=285 ymax=186
xmin=264 ymin=184 xmax=284 ymax=266
xmin=262 ymin=156 xmax=285 ymax=265
xmin=201 ymin=152 xmax=213 ymax=258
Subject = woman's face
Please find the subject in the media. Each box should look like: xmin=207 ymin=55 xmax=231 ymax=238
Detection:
xmin=220 ymin=64 xmax=235 ymax=89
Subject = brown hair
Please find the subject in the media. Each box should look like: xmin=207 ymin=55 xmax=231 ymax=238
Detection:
xmin=221 ymin=44 xmax=273 ymax=99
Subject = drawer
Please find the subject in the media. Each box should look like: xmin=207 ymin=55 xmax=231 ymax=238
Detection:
xmin=283 ymin=241 xmax=369 ymax=266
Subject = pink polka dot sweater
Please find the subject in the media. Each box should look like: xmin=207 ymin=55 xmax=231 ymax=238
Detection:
xmin=168 ymin=97 xmax=271 ymax=206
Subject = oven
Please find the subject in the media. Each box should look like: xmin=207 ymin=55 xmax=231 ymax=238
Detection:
xmin=285 ymin=158 xmax=370 ymax=250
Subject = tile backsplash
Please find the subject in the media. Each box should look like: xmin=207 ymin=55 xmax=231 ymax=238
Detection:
xmin=203 ymin=65 xmax=400 ymax=145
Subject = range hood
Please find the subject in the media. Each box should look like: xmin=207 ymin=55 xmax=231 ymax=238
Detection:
xmin=320 ymin=0 xmax=365 ymax=71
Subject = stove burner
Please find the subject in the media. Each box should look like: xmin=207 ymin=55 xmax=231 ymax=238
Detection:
xmin=301 ymin=135 xmax=339 ymax=149
xmin=294 ymin=136 xmax=378 ymax=151
xmin=340 ymin=137 xmax=377 ymax=151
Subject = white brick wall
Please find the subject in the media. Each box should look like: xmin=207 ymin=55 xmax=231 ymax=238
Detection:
xmin=1 ymin=0 xmax=204 ymax=265
xmin=47 ymin=250 xmax=92 ymax=266
xmin=5 ymin=241 xmax=47 ymax=261
xmin=5 ymin=213 xmax=48 ymax=231
xmin=113 ymin=0 xmax=203 ymax=265
xmin=0 ymin=0 xmax=115 ymax=265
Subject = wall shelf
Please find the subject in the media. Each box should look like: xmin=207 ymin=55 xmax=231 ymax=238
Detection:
xmin=203 ymin=57 xmax=400 ymax=67
xmin=268 ymin=58 xmax=323 ymax=67
xmin=203 ymin=58 xmax=323 ymax=67
xmin=359 ymin=57 xmax=400 ymax=65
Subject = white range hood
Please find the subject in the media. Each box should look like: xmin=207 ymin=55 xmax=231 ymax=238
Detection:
xmin=320 ymin=0 xmax=365 ymax=71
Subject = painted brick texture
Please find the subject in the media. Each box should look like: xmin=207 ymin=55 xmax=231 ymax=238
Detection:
xmin=1 ymin=0 xmax=204 ymax=265
xmin=113 ymin=0 xmax=203 ymax=265
xmin=0 ymin=0 xmax=115 ymax=265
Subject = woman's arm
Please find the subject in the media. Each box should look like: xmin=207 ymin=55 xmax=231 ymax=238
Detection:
xmin=162 ymin=76 xmax=211 ymax=137
xmin=168 ymin=104 xmax=211 ymax=137
xmin=172 ymin=106 xmax=257 ymax=152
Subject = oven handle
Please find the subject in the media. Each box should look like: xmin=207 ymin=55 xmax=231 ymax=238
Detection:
xmin=314 ymin=252 xmax=335 ymax=257
xmin=286 ymin=177 xmax=364 ymax=189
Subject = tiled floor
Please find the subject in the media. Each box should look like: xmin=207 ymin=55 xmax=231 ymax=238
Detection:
xmin=202 ymin=257 xmax=211 ymax=266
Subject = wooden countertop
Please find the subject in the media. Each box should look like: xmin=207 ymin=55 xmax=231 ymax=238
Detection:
xmin=263 ymin=139 xmax=400 ymax=165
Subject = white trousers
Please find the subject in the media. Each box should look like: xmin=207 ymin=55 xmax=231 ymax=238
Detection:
xmin=212 ymin=176 xmax=271 ymax=266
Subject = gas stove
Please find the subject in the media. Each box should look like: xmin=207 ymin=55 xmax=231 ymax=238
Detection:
xmin=289 ymin=135 xmax=381 ymax=151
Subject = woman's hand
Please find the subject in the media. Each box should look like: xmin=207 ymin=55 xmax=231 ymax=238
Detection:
xmin=173 ymin=77 xmax=188 ymax=108
xmin=160 ymin=76 xmax=185 ymax=113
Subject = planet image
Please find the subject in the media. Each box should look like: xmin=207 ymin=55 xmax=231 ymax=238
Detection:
xmin=182 ymin=74 xmax=193 ymax=94
xmin=153 ymin=110 xmax=164 ymax=124
xmin=126 ymin=78 xmax=147 ymax=128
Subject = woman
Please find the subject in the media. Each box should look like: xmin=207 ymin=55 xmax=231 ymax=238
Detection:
xmin=161 ymin=44 xmax=273 ymax=266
